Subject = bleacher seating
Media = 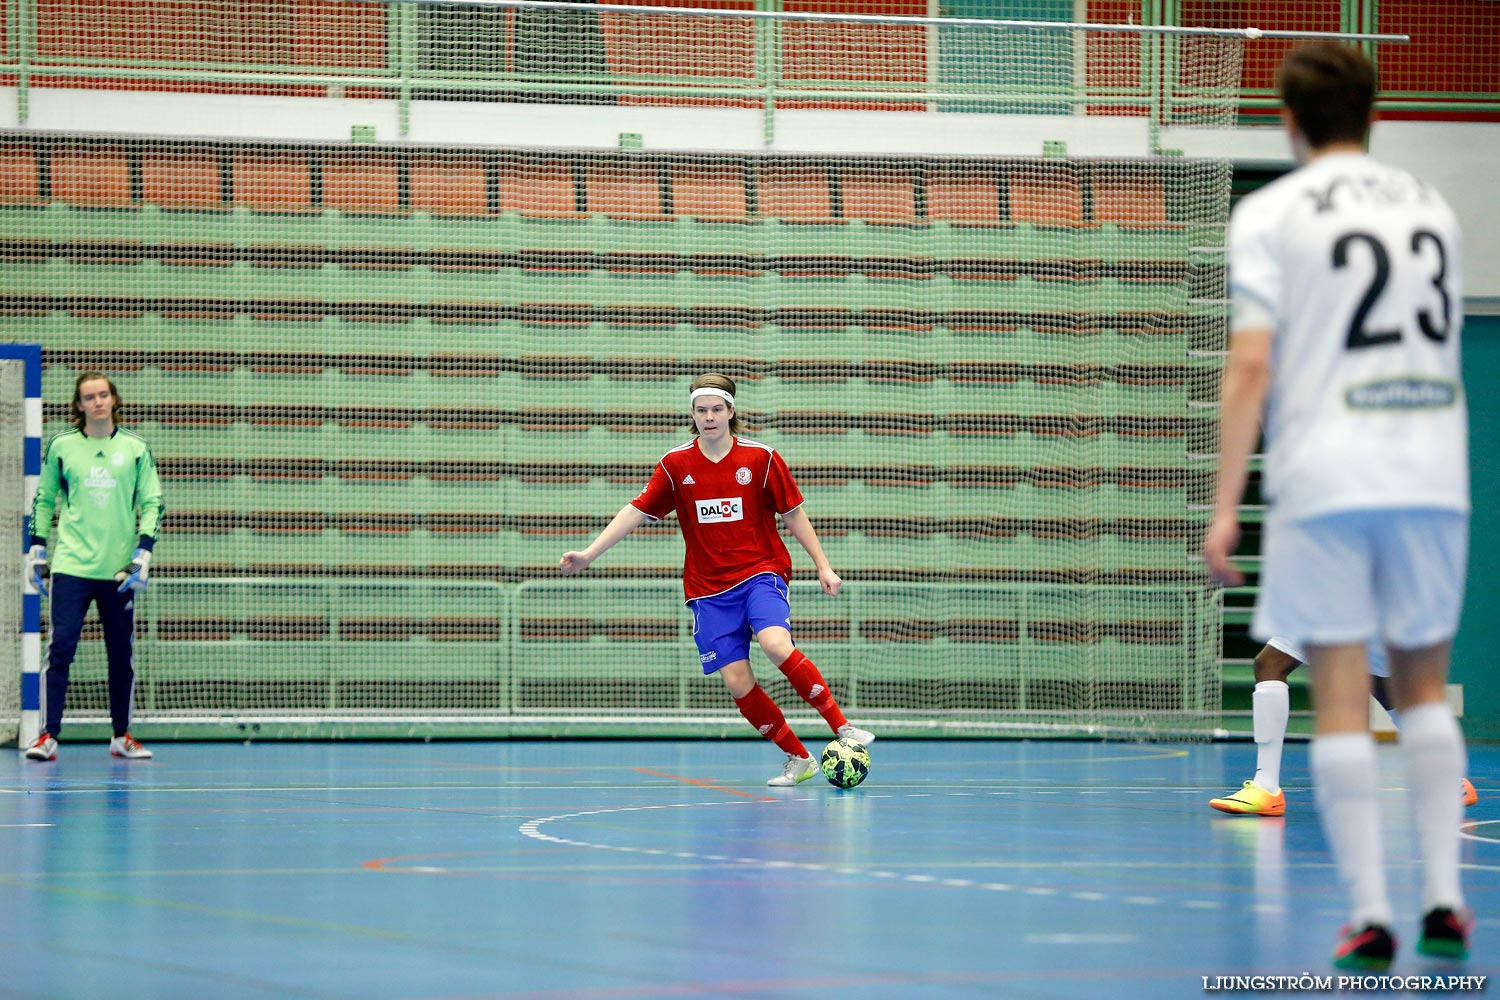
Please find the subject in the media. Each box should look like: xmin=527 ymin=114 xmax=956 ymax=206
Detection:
xmin=0 ymin=135 xmax=1209 ymax=224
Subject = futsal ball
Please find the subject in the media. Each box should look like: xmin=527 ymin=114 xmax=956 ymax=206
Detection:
xmin=820 ymin=736 xmax=871 ymax=789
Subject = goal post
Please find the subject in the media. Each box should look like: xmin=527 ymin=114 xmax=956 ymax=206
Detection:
xmin=0 ymin=344 xmax=43 ymax=749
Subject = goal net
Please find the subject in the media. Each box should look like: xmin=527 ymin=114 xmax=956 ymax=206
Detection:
xmin=0 ymin=0 xmax=1241 ymax=739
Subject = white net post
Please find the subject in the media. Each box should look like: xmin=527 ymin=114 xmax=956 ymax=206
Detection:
xmin=0 ymin=345 xmax=44 ymax=748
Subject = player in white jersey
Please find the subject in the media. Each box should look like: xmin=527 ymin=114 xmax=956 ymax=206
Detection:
xmin=1208 ymin=636 xmax=1476 ymax=816
xmin=1202 ymin=43 xmax=1470 ymax=969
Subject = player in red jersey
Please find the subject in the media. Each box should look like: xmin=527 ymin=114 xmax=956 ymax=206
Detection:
xmin=560 ymin=372 xmax=873 ymax=786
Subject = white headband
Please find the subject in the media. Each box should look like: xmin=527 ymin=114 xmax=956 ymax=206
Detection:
xmin=689 ymin=387 xmax=735 ymax=407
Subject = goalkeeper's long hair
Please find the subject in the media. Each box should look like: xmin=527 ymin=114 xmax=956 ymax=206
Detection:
xmin=70 ymin=371 xmax=123 ymax=430
xmin=689 ymin=372 xmax=742 ymax=437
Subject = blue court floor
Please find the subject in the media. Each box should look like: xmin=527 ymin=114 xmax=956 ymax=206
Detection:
xmin=1 ymin=739 xmax=1496 ymax=999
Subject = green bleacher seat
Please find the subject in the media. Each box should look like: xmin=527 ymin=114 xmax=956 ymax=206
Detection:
xmin=142 ymin=641 xmax=334 ymax=687
xmin=2 ymin=256 xmax=1193 ymax=319
xmin=511 ymin=580 xmax=690 ymax=701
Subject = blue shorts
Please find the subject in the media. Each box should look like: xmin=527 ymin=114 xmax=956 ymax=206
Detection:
xmin=688 ymin=573 xmax=793 ymax=674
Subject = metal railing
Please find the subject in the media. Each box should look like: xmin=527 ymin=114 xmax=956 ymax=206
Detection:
xmin=14 ymin=577 xmax=1221 ymax=739
xmin=3 ymin=0 xmax=1470 ymax=151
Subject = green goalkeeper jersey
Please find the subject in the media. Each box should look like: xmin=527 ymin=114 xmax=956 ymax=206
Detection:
xmin=30 ymin=427 xmax=165 ymax=581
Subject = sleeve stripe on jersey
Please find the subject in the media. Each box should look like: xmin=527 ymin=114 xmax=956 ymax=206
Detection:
xmin=656 ymin=439 xmax=700 ymax=489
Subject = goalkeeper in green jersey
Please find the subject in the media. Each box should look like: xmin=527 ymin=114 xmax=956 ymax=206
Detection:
xmin=23 ymin=372 xmax=165 ymax=762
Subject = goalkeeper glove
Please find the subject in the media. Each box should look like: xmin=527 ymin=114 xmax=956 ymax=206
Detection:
xmin=115 ymin=548 xmax=152 ymax=594
xmin=24 ymin=544 xmax=48 ymax=597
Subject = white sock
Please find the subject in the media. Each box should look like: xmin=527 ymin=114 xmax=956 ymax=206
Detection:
xmin=1311 ymin=731 xmax=1393 ymax=928
xmin=1385 ymin=706 xmax=1401 ymax=730
xmin=1252 ymin=680 xmax=1290 ymax=792
xmin=1401 ymin=701 xmax=1467 ymax=912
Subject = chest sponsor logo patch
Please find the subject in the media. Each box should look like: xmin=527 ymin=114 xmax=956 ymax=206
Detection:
xmin=1345 ymin=377 xmax=1458 ymax=410
xmin=84 ymin=465 xmax=117 ymax=507
xmin=697 ymin=497 xmax=744 ymax=523
xmin=84 ymin=465 xmax=118 ymax=490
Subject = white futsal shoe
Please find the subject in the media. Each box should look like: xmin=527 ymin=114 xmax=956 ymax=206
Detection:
xmin=767 ymin=753 xmax=819 ymax=786
xmin=109 ymin=734 xmax=153 ymax=759
xmin=837 ymin=724 xmax=875 ymax=748
xmin=24 ymin=733 xmax=58 ymax=761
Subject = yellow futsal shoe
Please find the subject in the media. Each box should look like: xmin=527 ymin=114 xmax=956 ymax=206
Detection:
xmin=1209 ymin=780 xmax=1286 ymax=817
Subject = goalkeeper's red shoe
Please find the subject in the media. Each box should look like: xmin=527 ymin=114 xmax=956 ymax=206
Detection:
xmin=1333 ymin=923 xmax=1396 ymax=971
xmin=1462 ymin=779 xmax=1478 ymax=807
xmin=1209 ymin=780 xmax=1285 ymax=817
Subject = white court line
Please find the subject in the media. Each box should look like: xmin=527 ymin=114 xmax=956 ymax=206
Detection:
xmin=513 ymin=792 xmax=1276 ymax=917
xmin=1025 ymin=933 xmax=1138 ymax=945
xmin=0 ymin=782 xmax=1316 ymax=795
xmin=0 ymin=783 xmax=732 ymax=794
xmin=1460 ymin=818 xmax=1500 ymax=844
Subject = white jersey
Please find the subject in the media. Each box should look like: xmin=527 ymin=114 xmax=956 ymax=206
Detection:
xmin=1228 ymin=151 xmax=1467 ymax=522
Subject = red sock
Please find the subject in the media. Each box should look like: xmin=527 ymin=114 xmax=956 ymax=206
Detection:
xmin=779 ymin=649 xmax=848 ymax=732
xmin=734 ymin=684 xmax=808 ymax=758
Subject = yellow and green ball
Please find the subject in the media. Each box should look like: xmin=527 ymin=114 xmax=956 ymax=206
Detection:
xmin=820 ymin=736 xmax=871 ymax=788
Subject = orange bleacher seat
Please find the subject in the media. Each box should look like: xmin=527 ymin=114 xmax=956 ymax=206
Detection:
xmin=599 ymin=10 xmax=757 ymax=86
xmin=142 ymin=148 xmax=224 ymax=210
xmin=926 ymin=164 xmax=1003 ymax=224
xmin=758 ymin=163 xmax=835 ymax=222
xmin=410 ymin=154 xmax=490 ymax=217
xmin=841 ymin=166 xmax=917 ymax=223
xmin=324 ymin=153 xmax=401 ymax=214
xmin=1094 ymin=170 xmax=1169 ymax=227
xmin=0 ymin=142 xmax=42 ymax=205
xmin=1008 ymin=163 xmax=1084 ymax=225
xmin=232 ymin=149 xmax=315 ymax=212
xmin=497 ymin=158 xmax=580 ymax=217
xmin=668 ymin=162 xmax=748 ymax=220
xmin=51 ymin=144 xmax=133 ymax=207
xmin=585 ymin=161 xmax=665 ymax=218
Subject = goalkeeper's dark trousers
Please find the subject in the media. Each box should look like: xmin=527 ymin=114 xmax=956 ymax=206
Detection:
xmin=43 ymin=573 xmax=137 ymax=739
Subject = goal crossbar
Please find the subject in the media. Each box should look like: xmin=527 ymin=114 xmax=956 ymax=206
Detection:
xmin=354 ymin=0 xmax=1410 ymax=43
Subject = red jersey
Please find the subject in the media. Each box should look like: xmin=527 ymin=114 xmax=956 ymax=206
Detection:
xmin=631 ymin=436 xmax=805 ymax=601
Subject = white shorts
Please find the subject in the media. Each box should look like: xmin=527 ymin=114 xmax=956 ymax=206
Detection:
xmin=1265 ymin=634 xmax=1390 ymax=679
xmin=1255 ymin=507 xmax=1468 ymax=654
